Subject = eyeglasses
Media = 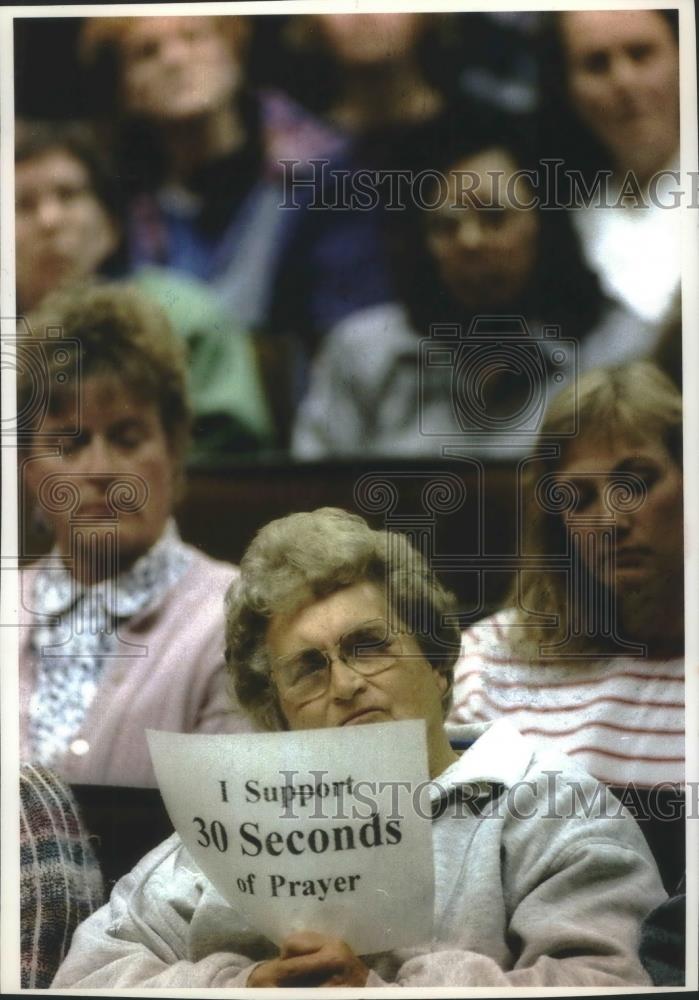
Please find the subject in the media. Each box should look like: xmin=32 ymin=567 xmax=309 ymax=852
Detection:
xmin=271 ymin=618 xmax=404 ymax=706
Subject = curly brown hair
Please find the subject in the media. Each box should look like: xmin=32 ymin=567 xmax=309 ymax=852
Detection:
xmin=20 ymin=282 xmax=192 ymax=469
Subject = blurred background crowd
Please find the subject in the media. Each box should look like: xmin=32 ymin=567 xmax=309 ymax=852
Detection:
xmin=14 ymin=12 xmax=688 ymax=986
xmin=15 ymin=10 xmax=682 ymax=464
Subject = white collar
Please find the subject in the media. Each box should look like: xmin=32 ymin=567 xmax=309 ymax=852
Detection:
xmin=429 ymin=720 xmax=535 ymax=803
xmin=32 ymin=519 xmax=191 ymax=620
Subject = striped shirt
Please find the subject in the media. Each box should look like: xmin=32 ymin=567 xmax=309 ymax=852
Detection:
xmin=449 ymin=610 xmax=684 ymax=788
xmin=20 ymin=764 xmax=103 ymax=988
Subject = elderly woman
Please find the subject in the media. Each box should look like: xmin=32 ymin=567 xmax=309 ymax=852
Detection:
xmin=450 ymin=361 xmax=684 ymax=887
xmin=539 ymin=10 xmax=680 ymax=328
xmin=53 ymin=507 xmax=665 ymax=988
xmin=19 ymin=283 xmax=253 ymax=787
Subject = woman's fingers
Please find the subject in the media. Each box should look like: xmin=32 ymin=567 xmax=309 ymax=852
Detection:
xmin=279 ymin=930 xmax=327 ymax=958
xmin=248 ymin=936 xmax=369 ymax=988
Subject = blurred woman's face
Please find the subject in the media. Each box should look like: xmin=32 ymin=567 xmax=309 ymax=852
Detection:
xmin=557 ymin=436 xmax=683 ymax=597
xmin=26 ymin=375 xmax=176 ymax=572
xmin=427 ymin=148 xmax=539 ymax=311
xmin=317 ymin=13 xmax=425 ymax=66
xmin=120 ymin=16 xmax=242 ymax=121
xmin=15 ymin=150 xmax=119 ymax=312
xmin=561 ymin=10 xmax=679 ymax=176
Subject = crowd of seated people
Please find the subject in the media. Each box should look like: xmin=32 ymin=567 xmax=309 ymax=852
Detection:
xmin=292 ymin=104 xmax=658 ymax=458
xmin=51 ymin=509 xmax=669 ymax=988
xmin=16 ymin=492 xmax=687 ymax=987
xmin=77 ymin=14 xmax=393 ymax=394
xmin=13 ymin=8 xmax=688 ymax=991
xmin=15 ymin=120 xmax=274 ymax=458
xmin=15 ymin=10 xmax=682 ymax=454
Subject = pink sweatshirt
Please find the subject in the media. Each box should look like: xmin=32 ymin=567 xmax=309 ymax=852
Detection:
xmin=19 ymin=546 xmax=256 ymax=787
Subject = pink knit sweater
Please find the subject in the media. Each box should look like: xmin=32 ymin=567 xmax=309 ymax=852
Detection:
xmin=19 ymin=546 xmax=256 ymax=787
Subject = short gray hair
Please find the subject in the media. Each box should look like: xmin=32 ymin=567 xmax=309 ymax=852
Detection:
xmin=225 ymin=507 xmax=460 ymax=730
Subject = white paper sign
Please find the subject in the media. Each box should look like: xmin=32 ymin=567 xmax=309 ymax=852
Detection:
xmin=147 ymin=720 xmax=434 ymax=955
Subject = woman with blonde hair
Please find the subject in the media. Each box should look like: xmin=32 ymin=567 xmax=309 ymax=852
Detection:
xmin=450 ymin=360 xmax=684 ymax=885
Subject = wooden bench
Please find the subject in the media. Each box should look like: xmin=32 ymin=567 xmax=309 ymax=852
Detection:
xmin=22 ymin=458 xmax=522 ymax=614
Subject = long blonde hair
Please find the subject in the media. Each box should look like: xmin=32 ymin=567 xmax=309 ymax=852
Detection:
xmin=507 ymin=361 xmax=682 ymax=660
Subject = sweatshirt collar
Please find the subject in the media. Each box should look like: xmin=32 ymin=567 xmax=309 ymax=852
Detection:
xmin=427 ymin=719 xmax=535 ymax=804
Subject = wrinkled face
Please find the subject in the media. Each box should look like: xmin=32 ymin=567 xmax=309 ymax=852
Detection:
xmin=561 ymin=10 xmax=679 ymax=174
xmin=120 ymin=16 xmax=242 ymax=120
xmin=427 ymin=148 xmax=539 ymax=311
xmin=557 ymin=437 xmax=683 ymax=594
xmin=267 ymin=581 xmax=448 ymax=762
xmin=26 ymin=375 xmax=176 ymax=571
xmin=317 ymin=13 xmax=425 ymax=65
xmin=15 ymin=151 xmax=119 ymax=313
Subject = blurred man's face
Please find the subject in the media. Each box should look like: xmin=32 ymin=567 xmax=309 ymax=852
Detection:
xmin=561 ymin=10 xmax=679 ymax=176
xmin=120 ymin=16 xmax=242 ymax=121
xmin=427 ymin=148 xmax=539 ymax=311
xmin=15 ymin=150 xmax=119 ymax=312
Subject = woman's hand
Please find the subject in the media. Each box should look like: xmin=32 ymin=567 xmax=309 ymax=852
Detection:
xmin=247 ymin=931 xmax=369 ymax=987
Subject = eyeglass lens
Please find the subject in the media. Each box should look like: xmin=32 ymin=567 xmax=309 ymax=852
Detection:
xmin=275 ymin=619 xmax=402 ymax=701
